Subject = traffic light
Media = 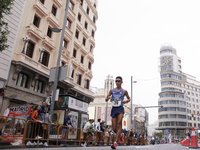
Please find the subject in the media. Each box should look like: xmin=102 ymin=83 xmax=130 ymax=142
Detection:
xmin=192 ymin=113 xmax=194 ymax=117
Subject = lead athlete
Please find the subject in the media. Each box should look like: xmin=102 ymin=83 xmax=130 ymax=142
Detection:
xmin=105 ymin=76 xmax=131 ymax=149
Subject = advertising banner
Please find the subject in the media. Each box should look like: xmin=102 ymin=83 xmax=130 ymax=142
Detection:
xmin=68 ymin=97 xmax=88 ymax=112
xmin=8 ymin=106 xmax=32 ymax=117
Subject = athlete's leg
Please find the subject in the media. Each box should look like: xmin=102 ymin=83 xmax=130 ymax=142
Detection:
xmin=112 ymin=118 xmax=117 ymax=133
xmin=115 ymin=113 xmax=123 ymax=143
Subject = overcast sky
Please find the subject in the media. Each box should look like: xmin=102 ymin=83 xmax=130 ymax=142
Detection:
xmin=90 ymin=0 xmax=200 ymax=125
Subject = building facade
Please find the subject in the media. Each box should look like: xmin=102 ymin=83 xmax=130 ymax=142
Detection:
xmin=158 ymin=44 xmax=200 ymax=139
xmin=0 ymin=0 xmax=98 ymax=114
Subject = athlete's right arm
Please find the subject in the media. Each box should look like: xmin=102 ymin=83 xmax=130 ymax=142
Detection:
xmin=105 ymin=89 xmax=112 ymax=102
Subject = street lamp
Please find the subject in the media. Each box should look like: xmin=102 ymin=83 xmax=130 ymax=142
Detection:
xmin=21 ymin=36 xmax=30 ymax=54
xmin=131 ymin=76 xmax=137 ymax=130
xmin=49 ymin=0 xmax=70 ymax=116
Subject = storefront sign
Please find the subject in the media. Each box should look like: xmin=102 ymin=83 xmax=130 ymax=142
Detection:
xmin=8 ymin=106 xmax=32 ymax=117
xmin=68 ymin=97 xmax=88 ymax=112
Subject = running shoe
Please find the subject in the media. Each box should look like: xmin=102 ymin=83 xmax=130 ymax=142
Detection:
xmin=111 ymin=142 xmax=117 ymax=149
xmin=120 ymin=133 xmax=124 ymax=145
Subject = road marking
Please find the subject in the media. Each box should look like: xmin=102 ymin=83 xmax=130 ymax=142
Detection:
xmin=136 ymin=146 xmax=153 ymax=148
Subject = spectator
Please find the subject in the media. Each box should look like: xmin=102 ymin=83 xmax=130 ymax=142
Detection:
xmin=61 ymin=113 xmax=73 ymax=145
xmin=43 ymin=108 xmax=51 ymax=146
xmin=81 ymin=119 xmax=94 ymax=147
xmin=96 ymin=119 xmax=101 ymax=145
xmin=38 ymin=101 xmax=46 ymax=122
xmin=26 ymin=105 xmax=42 ymax=146
xmin=105 ymin=125 xmax=111 ymax=145
xmin=100 ymin=122 xmax=105 ymax=132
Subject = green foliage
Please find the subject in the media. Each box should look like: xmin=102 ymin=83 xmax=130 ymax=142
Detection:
xmin=0 ymin=0 xmax=14 ymax=52
xmin=154 ymin=132 xmax=162 ymax=139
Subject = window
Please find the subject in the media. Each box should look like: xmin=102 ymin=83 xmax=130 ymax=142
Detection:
xmin=84 ymin=21 xmax=88 ymax=29
xmin=66 ymin=19 xmax=71 ymax=29
xmin=193 ymin=104 xmax=195 ymax=108
xmin=41 ymin=51 xmax=50 ymax=67
xmin=71 ymin=69 xmax=74 ymax=78
xmin=77 ymin=74 xmax=82 ymax=85
xmin=93 ymin=16 xmax=96 ymax=23
xmin=40 ymin=0 xmax=45 ymax=4
xmin=33 ymin=15 xmax=40 ymax=28
xmin=197 ymin=105 xmax=199 ymax=109
xmin=178 ymin=59 xmax=181 ymax=63
xmin=90 ymin=45 xmax=93 ymax=52
xmin=196 ymin=94 xmax=198 ymax=97
xmin=80 ymin=0 xmax=83 ymax=6
xmin=192 ymin=93 xmax=194 ymax=96
xmin=61 ymin=61 xmax=65 ymax=66
xmin=34 ymin=80 xmax=43 ymax=93
xmin=51 ymin=5 xmax=57 ymax=16
xmin=192 ymin=98 xmax=194 ymax=102
xmin=73 ymin=49 xmax=77 ymax=58
xmin=69 ymin=1 xmax=74 ymax=10
xmin=91 ymin=30 xmax=95 ymax=37
xmin=188 ymin=92 xmax=190 ymax=95
xmin=26 ymin=41 xmax=35 ymax=58
xmin=78 ymin=13 xmax=81 ymax=21
xmin=94 ymin=3 xmax=96 ymax=8
xmin=63 ymin=39 xmax=68 ymax=48
xmin=16 ymin=73 xmax=28 ymax=88
xmin=86 ymin=7 xmax=89 ymax=15
xmin=88 ymin=62 xmax=91 ymax=70
xmin=82 ymin=37 xmax=86 ymax=46
xmin=197 ymin=99 xmax=198 ymax=103
xmin=179 ymin=65 xmax=181 ymax=69
xmin=47 ymin=27 xmax=52 ymax=38
xmin=84 ymin=79 xmax=90 ymax=89
xmin=81 ymin=55 xmax=84 ymax=63
xmin=75 ymin=30 xmax=79 ymax=39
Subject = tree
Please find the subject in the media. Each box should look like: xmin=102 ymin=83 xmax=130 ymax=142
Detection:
xmin=0 ymin=0 xmax=14 ymax=52
xmin=154 ymin=131 xmax=162 ymax=139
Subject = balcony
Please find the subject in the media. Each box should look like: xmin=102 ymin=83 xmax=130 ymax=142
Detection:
xmin=33 ymin=0 xmax=48 ymax=17
xmin=83 ymin=28 xmax=89 ymax=38
xmin=27 ymin=23 xmax=43 ymax=40
xmin=76 ymin=21 xmax=83 ymax=31
xmin=64 ymin=27 xmax=73 ymax=40
xmin=47 ymin=13 xmax=59 ymax=27
xmin=89 ymin=36 xmax=95 ymax=45
xmin=42 ymin=35 xmax=55 ymax=50
xmin=88 ymin=52 xmax=94 ymax=62
xmin=53 ymin=0 xmax=62 ymax=8
xmin=13 ymin=53 xmax=50 ymax=75
xmin=81 ymin=44 xmax=87 ymax=55
xmin=68 ymin=8 xmax=76 ymax=21
xmin=74 ymin=38 xmax=81 ymax=48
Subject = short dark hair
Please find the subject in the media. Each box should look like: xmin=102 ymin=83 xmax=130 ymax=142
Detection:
xmin=98 ymin=119 xmax=101 ymax=122
xmin=116 ymin=76 xmax=123 ymax=81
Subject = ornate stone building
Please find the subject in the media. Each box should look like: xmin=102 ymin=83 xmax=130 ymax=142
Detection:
xmin=0 ymin=0 xmax=98 ymax=114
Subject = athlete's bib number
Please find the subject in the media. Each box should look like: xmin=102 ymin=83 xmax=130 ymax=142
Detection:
xmin=111 ymin=98 xmax=121 ymax=107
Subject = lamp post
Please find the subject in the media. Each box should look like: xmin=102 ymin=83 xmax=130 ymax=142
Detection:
xmin=49 ymin=0 xmax=70 ymax=116
xmin=38 ymin=47 xmax=45 ymax=63
xmin=131 ymin=76 xmax=137 ymax=130
xmin=105 ymin=74 xmax=112 ymax=124
xmin=21 ymin=36 xmax=30 ymax=54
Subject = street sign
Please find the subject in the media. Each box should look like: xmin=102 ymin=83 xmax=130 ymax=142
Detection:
xmin=49 ymin=65 xmax=68 ymax=82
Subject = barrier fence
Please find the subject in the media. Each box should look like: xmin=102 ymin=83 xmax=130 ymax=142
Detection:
xmin=0 ymin=115 xmax=147 ymax=148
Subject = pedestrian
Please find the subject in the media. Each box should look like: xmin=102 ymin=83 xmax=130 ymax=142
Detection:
xmin=168 ymin=132 xmax=172 ymax=144
xmin=26 ymin=105 xmax=42 ymax=146
xmin=95 ymin=118 xmax=102 ymax=145
xmin=81 ymin=119 xmax=94 ymax=147
xmin=61 ymin=112 xmax=74 ymax=145
xmin=43 ymin=107 xmax=51 ymax=146
xmin=184 ymin=126 xmax=191 ymax=137
xmin=105 ymin=76 xmax=131 ymax=149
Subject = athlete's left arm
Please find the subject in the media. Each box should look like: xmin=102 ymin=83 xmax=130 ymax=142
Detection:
xmin=124 ymin=90 xmax=131 ymax=103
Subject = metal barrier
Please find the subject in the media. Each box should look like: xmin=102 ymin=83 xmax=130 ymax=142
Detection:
xmin=0 ymin=116 xmax=148 ymax=148
xmin=21 ymin=120 xmax=60 ymax=147
xmin=0 ymin=115 xmax=26 ymax=143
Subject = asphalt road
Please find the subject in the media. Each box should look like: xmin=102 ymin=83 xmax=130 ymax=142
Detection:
xmin=2 ymin=144 xmax=200 ymax=150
